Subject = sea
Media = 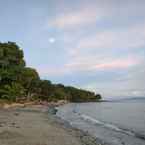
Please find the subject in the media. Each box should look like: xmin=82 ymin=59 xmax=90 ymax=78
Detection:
xmin=56 ymin=97 xmax=145 ymax=145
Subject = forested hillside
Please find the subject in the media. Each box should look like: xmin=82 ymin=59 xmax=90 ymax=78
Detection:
xmin=0 ymin=42 xmax=101 ymax=103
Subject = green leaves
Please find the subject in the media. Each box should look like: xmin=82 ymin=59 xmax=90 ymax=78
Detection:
xmin=0 ymin=83 xmax=25 ymax=102
xmin=0 ymin=42 xmax=101 ymax=103
xmin=0 ymin=42 xmax=36 ymax=101
xmin=0 ymin=42 xmax=25 ymax=68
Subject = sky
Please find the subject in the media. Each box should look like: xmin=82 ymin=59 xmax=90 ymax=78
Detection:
xmin=0 ymin=0 xmax=145 ymax=98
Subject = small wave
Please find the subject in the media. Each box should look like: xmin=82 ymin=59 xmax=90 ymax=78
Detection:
xmin=80 ymin=114 xmax=135 ymax=136
xmin=80 ymin=114 xmax=104 ymax=125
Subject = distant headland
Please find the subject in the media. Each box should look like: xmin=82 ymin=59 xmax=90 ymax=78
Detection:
xmin=0 ymin=42 xmax=101 ymax=105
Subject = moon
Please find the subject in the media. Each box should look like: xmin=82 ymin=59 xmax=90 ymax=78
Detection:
xmin=49 ymin=37 xmax=56 ymax=43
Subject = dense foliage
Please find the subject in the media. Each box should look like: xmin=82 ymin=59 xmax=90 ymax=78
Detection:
xmin=0 ymin=42 xmax=101 ymax=103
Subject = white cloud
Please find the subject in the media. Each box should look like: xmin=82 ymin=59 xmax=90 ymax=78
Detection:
xmin=64 ymin=23 xmax=145 ymax=73
xmin=43 ymin=0 xmax=145 ymax=97
xmin=48 ymin=1 xmax=123 ymax=30
xmin=48 ymin=0 xmax=145 ymax=31
xmin=72 ymin=23 xmax=145 ymax=55
xmin=65 ymin=57 xmax=139 ymax=72
xmin=49 ymin=8 xmax=103 ymax=29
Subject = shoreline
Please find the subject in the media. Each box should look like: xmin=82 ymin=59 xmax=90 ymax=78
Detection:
xmin=47 ymin=109 xmax=106 ymax=145
xmin=0 ymin=105 xmax=104 ymax=145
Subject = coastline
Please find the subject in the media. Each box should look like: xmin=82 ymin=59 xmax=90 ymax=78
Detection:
xmin=0 ymin=104 xmax=103 ymax=145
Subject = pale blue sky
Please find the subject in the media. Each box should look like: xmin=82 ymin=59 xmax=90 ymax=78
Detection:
xmin=0 ymin=0 xmax=145 ymax=98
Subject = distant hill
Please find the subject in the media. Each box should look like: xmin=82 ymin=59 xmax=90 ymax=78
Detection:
xmin=105 ymin=96 xmax=145 ymax=102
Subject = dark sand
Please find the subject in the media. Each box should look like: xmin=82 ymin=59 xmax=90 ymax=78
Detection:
xmin=0 ymin=106 xmax=100 ymax=145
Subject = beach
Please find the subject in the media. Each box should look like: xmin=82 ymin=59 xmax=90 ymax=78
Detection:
xmin=0 ymin=105 xmax=99 ymax=145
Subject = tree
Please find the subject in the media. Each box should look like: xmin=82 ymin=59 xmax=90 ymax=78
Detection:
xmin=0 ymin=42 xmax=39 ymax=101
xmin=0 ymin=82 xmax=25 ymax=102
xmin=38 ymin=80 xmax=54 ymax=101
xmin=0 ymin=42 xmax=102 ymax=102
xmin=18 ymin=67 xmax=40 ymax=100
xmin=0 ymin=42 xmax=25 ymax=68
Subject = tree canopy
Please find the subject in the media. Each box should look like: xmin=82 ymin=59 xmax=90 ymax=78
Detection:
xmin=0 ymin=42 xmax=101 ymax=103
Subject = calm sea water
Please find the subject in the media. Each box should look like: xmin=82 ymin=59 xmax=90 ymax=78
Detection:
xmin=56 ymin=99 xmax=145 ymax=145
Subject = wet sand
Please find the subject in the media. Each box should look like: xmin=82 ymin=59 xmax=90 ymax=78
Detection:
xmin=0 ymin=106 xmax=99 ymax=145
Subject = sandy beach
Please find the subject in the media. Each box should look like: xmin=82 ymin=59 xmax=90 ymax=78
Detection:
xmin=0 ymin=105 xmax=99 ymax=145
